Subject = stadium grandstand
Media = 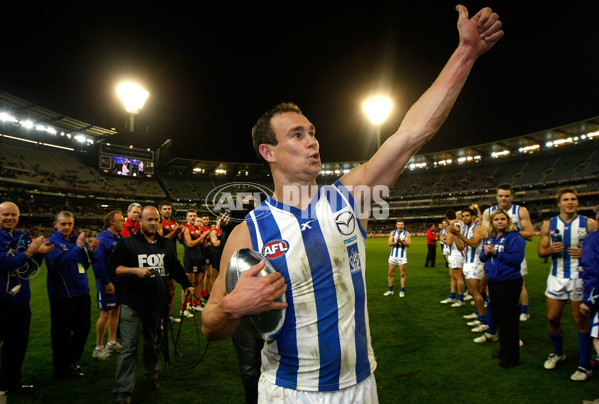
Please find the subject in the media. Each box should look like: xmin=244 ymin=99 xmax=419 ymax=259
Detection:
xmin=1 ymin=90 xmax=598 ymax=237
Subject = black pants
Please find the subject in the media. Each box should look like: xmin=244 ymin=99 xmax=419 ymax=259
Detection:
xmin=425 ymin=244 xmax=436 ymax=267
xmin=488 ymin=277 xmax=523 ymax=365
xmin=231 ymin=324 xmax=263 ymax=404
xmin=0 ymin=303 xmax=31 ymax=390
xmin=50 ymin=294 xmax=91 ymax=377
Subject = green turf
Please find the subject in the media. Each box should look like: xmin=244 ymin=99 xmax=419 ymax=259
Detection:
xmin=6 ymin=236 xmax=599 ymax=403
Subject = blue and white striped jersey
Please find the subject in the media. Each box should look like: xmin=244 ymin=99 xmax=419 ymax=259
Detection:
xmin=549 ymin=215 xmax=589 ymax=279
xmin=389 ymin=230 xmax=407 ymax=259
xmin=462 ymin=222 xmax=482 ymax=264
xmin=245 ymin=180 xmax=376 ymax=392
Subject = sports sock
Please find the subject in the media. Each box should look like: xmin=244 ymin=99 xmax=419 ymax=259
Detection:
xmin=388 ymin=286 xmax=393 ymax=292
xmin=400 ymin=287 xmax=405 ymax=292
xmin=550 ymin=333 xmax=564 ymax=356
xmin=449 ymin=292 xmax=456 ymax=299
xmin=578 ymin=332 xmax=592 ymax=368
xmin=458 ymin=294 xmax=464 ymax=302
xmin=521 ymin=304 xmax=529 ymax=315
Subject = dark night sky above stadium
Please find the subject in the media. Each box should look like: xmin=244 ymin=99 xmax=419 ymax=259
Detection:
xmin=2 ymin=1 xmax=598 ymax=164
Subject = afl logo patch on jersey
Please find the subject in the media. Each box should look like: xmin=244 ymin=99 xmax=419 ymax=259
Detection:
xmin=335 ymin=211 xmax=355 ymax=236
xmin=262 ymin=240 xmax=289 ymax=259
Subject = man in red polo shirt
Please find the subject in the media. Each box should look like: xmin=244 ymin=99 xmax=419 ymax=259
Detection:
xmin=425 ymin=223 xmax=437 ymax=268
xmin=120 ymin=203 xmax=141 ymax=238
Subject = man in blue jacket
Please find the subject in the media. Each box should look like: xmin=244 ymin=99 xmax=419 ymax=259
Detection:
xmin=0 ymin=201 xmax=53 ymax=392
xmin=91 ymin=211 xmax=125 ymax=360
xmin=45 ymin=211 xmax=99 ymax=379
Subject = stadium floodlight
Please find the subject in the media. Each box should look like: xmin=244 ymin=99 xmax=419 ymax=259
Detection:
xmin=363 ymin=96 xmax=392 ymax=148
xmin=117 ymin=82 xmax=149 ymax=133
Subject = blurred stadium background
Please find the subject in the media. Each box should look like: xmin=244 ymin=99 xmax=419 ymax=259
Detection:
xmin=0 ymin=88 xmax=599 ymax=235
xmin=1 ymin=90 xmax=598 ymax=235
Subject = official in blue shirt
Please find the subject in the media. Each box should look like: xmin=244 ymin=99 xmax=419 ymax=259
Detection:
xmin=45 ymin=211 xmax=99 ymax=379
xmin=0 ymin=201 xmax=53 ymax=392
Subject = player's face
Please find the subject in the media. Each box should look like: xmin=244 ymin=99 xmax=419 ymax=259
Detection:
xmin=462 ymin=212 xmax=472 ymax=225
xmin=202 ymin=216 xmax=210 ymax=226
xmin=54 ymin=216 xmax=74 ymax=237
xmin=558 ymin=192 xmax=579 ymax=215
xmin=111 ymin=213 xmax=125 ymax=233
xmin=396 ymin=222 xmax=404 ymax=231
xmin=141 ymin=208 xmax=160 ymax=235
xmin=0 ymin=203 xmax=19 ymax=231
xmin=186 ymin=212 xmax=196 ymax=225
xmin=442 ymin=221 xmax=448 ymax=229
xmin=268 ymin=112 xmax=321 ymax=182
xmin=128 ymin=207 xmax=141 ymax=222
xmin=161 ymin=205 xmax=172 ymax=219
xmin=496 ymin=189 xmax=513 ymax=209
xmin=492 ymin=213 xmax=508 ymax=233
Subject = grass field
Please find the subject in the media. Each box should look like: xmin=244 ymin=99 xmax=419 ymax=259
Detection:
xmin=6 ymin=236 xmax=599 ymax=403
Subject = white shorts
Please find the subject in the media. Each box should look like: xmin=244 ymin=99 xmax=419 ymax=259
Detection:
xmin=520 ymin=258 xmax=528 ymax=276
xmin=591 ymin=311 xmax=599 ymax=339
xmin=258 ymin=373 xmax=379 ymax=404
xmin=463 ymin=262 xmax=484 ymax=280
xmin=389 ymin=256 xmax=407 ymax=266
xmin=448 ymin=254 xmax=464 ymax=269
xmin=442 ymin=244 xmax=450 ymax=255
xmin=545 ymin=274 xmax=583 ymax=301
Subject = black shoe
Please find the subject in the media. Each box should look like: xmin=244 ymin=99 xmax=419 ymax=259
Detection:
xmin=6 ymin=384 xmax=35 ymax=393
xmin=147 ymin=377 xmax=160 ymax=391
xmin=70 ymin=363 xmax=85 ymax=377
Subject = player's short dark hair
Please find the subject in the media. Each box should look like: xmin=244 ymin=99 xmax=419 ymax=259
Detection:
xmin=159 ymin=200 xmax=172 ymax=209
xmin=445 ymin=209 xmax=456 ymax=220
xmin=252 ymin=102 xmax=302 ymax=163
xmin=496 ymin=183 xmax=513 ymax=195
xmin=556 ymin=187 xmax=578 ymax=202
xmin=104 ymin=210 xmax=123 ymax=229
xmin=462 ymin=207 xmax=476 ymax=217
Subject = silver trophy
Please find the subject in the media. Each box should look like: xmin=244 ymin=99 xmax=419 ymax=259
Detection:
xmin=225 ymin=248 xmax=286 ymax=342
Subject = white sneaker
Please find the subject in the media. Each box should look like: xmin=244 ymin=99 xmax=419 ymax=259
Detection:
xmin=571 ymin=366 xmax=593 ymax=381
xmin=467 ymin=320 xmax=482 ymax=327
xmin=582 ymin=399 xmax=599 ymax=404
xmin=180 ymin=310 xmax=194 ymax=318
xmin=383 ymin=290 xmax=394 ymax=296
xmin=463 ymin=312 xmax=479 ymax=319
xmin=191 ymin=304 xmax=203 ymax=312
xmin=543 ymin=353 xmax=566 ymax=370
xmin=519 ymin=313 xmax=530 ymax=322
xmin=169 ymin=315 xmax=181 ymax=323
xmin=471 ymin=324 xmax=489 ymax=333
xmin=440 ymin=298 xmax=457 ymax=304
xmin=473 ymin=333 xmax=498 ymax=343
xmin=520 ymin=339 xmax=524 ymax=347
xmin=399 ymin=291 xmax=405 ymax=298
xmin=451 ymin=301 xmax=465 ymax=307
xmin=464 ymin=293 xmax=473 ymax=301
xmin=106 ymin=341 xmax=123 ymax=353
xmin=92 ymin=346 xmax=112 ymax=360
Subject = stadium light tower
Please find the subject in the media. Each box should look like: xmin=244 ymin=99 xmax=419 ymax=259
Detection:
xmin=117 ymin=82 xmax=149 ymax=133
xmin=363 ymin=96 xmax=392 ymax=148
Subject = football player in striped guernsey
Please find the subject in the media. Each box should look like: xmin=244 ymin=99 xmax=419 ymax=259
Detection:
xmin=538 ymin=188 xmax=597 ymax=381
xmin=202 ymin=6 xmax=503 ymax=402
xmin=384 ymin=220 xmax=411 ymax=297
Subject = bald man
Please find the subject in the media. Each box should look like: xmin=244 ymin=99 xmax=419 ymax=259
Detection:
xmin=0 ymin=201 xmax=53 ymax=392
